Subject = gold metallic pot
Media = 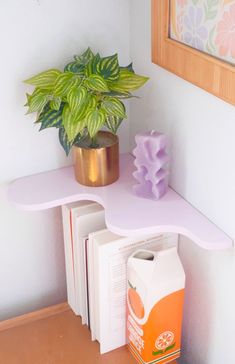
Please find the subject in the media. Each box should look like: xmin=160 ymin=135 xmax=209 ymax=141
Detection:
xmin=73 ymin=131 xmax=119 ymax=187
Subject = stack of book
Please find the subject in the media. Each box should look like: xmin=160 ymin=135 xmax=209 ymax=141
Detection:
xmin=62 ymin=201 xmax=178 ymax=354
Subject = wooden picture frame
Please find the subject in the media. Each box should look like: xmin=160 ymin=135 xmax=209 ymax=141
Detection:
xmin=151 ymin=0 xmax=235 ymax=106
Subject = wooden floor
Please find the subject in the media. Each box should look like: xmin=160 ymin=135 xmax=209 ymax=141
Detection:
xmin=0 ymin=303 xmax=178 ymax=364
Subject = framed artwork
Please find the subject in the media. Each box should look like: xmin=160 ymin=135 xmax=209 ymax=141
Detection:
xmin=152 ymin=0 xmax=235 ymax=105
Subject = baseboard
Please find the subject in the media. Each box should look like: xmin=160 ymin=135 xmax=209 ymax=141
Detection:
xmin=0 ymin=302 xmax=69 ymax=332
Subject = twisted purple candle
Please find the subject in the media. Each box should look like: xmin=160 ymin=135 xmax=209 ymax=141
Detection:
xmin=133 ymin=131 xmax=169 ymax=200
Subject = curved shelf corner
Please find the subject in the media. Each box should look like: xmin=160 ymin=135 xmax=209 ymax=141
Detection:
xmin=8 ymin=153 xmax=233 ymax=250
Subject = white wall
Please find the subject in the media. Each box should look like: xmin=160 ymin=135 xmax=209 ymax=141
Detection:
xmin=0 ymin=0 xmax=130 ymax=320
xmin=2 ymin=2 xmax=235 ymax=363
xmin=129 ymin=1 xmax=235 ymax=364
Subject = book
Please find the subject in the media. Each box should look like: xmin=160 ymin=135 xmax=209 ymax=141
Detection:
xmin=62 ymin=201 xmax=93 ymax=314
xmin=61 ymin=201 xmax=105 ymax=315
xmin=74 ymin=209 xmax=106 ymax=324
xmin=87 ymin=230 xmax=178 ymax=354
xmin=87 ymin=230 xmax=121 ymax=343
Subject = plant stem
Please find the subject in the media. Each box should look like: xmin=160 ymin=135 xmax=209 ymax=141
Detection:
xmin=91 ymin=135 xmax=98 ymax=148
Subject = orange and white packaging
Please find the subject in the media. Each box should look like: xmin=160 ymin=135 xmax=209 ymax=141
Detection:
xmin=127 ymin=247 xmax=185 ymax=364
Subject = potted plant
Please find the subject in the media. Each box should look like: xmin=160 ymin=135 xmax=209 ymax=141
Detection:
xmin=24 ymin=48 xmax=149 ymax=186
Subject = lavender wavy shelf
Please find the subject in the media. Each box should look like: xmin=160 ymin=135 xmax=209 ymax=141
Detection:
xmin=8 ymin=153 xmax=232 ymax=250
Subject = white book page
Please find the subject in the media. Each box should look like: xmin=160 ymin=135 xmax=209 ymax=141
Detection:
xmin=61 ymin=201 xmax=94 ymax=314
xmin=73 ymin=208 xmax=105 ymax=324
xmin=96 ymin=233 xmax=178 ymax=354
xmin=69 ymin=202 xmax=100 ymax=315
xmin=87 ymin=234 xmax=95 ymax=340
xmin=88 ymin=229 xmax=121 ymax=342
xmin=84 ymin=237 xmax=90 ymax=328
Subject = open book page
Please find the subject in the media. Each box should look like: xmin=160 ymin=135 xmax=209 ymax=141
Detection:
xmin=61 ymin=201 xmax=95 ymax=315
xmin=93 ymin=232 xmax=178 ymax=354
xmin=75 ymin=209 xmax=106 ymax=325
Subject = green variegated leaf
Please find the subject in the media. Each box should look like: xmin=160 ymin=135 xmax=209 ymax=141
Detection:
xmin=24 ymin=69 xmax=61 ymax=89
xmin=67 ymin=86 xmax=88 ymax=112
xmin=27 ymin=89 xmax=48 ymax=114
xmin=102 ymin=90 xmax=134 ymax=99
xmin=109 ymin=69 xmax=149 ymax=92
xmin=67 ymin=86 xmax=91 ymax=120
xmin=74 ymin=47 xmax=94 ymax=65
xmin=85 ymin=53 xmax=101 ymax=77
xmin=62 ymin=105 xmax=86 ymax=142
xmin=24 ymin=93 xmax=32 ymax=106
xmin=87 ymin=94 xmax=97 ymax=109
xmin=86 ymin=109 xmax=105 ymax=138
xmin=101 ymin=97 xmax=126 ymax=118
xmin=50 ymin=97 xmax=61 ymax=111
xmin=95 ymin=54 xmax=120 ymax=81
xmin=59 ymin=127 xmax=72 ymax=156
xmin=105 ymin=88 xmax=129 ymax=96
xmin=53 ymin=72 xmax=80 ymax=97
xmin=120 ymin=62 xmax=134 ymax=73
xmin=75 ymin=118 xmax=87 ymax=133
xmin=74 ymin=100 xmax=90 ymax=121
xmin=85 ymin=74 xmax=109 ymax=92
xmin=105 ymin=115 xmax=123 ymax=134
xmin=64 ymin=61 xmax=85 ymax=75
xmin=62 ymin=105 xmax=76 ymax=141
xmin=37 ymin=103 xmax=63 ymax=130
xmin=75 ymin=103 xmax=90 ymax=121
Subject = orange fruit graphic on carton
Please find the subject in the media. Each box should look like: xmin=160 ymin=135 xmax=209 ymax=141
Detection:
xmin=155 ymin=331 xmax=174 ymax=351
xmin=128 ymin=282 xmax=145 ymax=319
xmin=127 ymin=248 xmax=185 ymax=364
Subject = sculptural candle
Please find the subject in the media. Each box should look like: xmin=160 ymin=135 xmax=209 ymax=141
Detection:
xmin=133 ymin=131 xmax=169 ymax=200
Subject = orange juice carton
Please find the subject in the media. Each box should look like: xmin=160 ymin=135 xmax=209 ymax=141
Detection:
xmin=127 ymin=248 xmax=185 ymax=364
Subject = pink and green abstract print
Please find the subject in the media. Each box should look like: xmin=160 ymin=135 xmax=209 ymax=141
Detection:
xmin=170 ymin=0 xmax=235 ymax=65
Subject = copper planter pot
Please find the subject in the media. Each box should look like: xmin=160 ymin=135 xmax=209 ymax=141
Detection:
xmin=73 ymin=131 xmax=119 ymax=187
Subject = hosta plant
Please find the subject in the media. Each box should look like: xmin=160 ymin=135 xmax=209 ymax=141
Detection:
xmin=24 ymin=48 xmax=149 ymax=155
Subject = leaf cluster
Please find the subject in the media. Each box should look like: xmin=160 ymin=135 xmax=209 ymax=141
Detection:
xmin=24 ymin=48 xmax=149 ymax=155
